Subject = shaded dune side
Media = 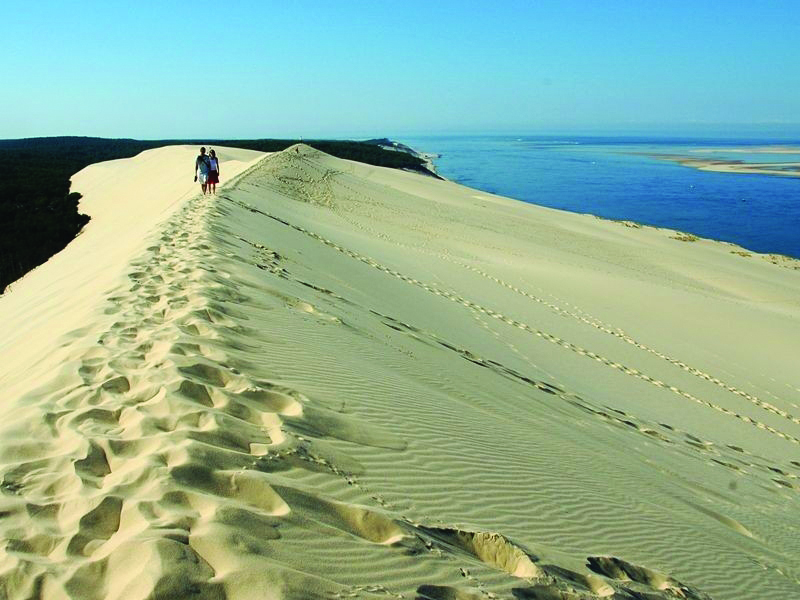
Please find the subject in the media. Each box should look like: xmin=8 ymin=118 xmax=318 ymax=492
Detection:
xmin=0 ymin=145 xmax=798 ymax=599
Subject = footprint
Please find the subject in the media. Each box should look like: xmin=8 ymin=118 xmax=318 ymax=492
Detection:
xmin=284 ymin=404 xmax=407 ymax=450
xmin=74 ymin=441 xmax=112 ymax=480
xmin=70 ymin=407 xmax=121 ymax=428
xmin=417 ymin=526 xmax=540 ymax=578
xmin=540 ymin=564 xmax=614 ymax=596
xmin=416 ymin=584 xmax=486 ymax=600
xmin=176 ymin=380 xmax=216 ymax=407
xmin=272 ymin=485 xmax=407 ymax=545
xmin=100 ymin=376 xmax=131 ymax=394
xmin=169 ymin=463 xmax=290 ymax=516
xmin=178 ymin=363 xmax=234 ymax=388
xmin=66 ymin=496 xmax=123 ymax=556
xmin=586 ymin=556 xmax=708 ymax=599
xmin=237 ymin=385 xmax=303 ymax=415
xmin=512 ymin=586 xmax=591 ymax=600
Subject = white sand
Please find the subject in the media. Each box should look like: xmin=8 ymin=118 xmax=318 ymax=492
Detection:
xmin=0 ymin=146 xmax=264 ymax=397
xmin=648 ymin=153 xmax=800 ymax=177
xmin=1 ymin=144 xmax=799 ymax=600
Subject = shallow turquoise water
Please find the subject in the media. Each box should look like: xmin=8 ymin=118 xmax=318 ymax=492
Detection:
xmin=401 ymin=136 xmax=800 ymax=258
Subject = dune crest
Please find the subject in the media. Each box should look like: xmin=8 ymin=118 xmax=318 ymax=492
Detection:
xmin=1 ymin=145 xmax=799 ymax=599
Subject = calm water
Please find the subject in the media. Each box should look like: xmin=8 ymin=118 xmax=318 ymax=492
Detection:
xmin=400 ymin=136 xmax=800 ymax=258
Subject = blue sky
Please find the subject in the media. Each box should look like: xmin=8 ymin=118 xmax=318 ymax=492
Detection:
xmin=4 ymin=1 xmax=799 ymax=139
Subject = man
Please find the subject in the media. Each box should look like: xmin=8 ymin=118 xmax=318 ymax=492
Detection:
xmin=194 ymin=146 xmax=211 ymax=194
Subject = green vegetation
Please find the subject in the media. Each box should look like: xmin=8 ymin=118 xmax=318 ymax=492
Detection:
xmin=1 ymin=136 xmax=435 ymax=292
xmin=670 ymin=232 xmax=699 ymax=242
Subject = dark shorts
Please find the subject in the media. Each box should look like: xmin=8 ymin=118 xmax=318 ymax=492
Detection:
xmin=208 ymin=170 xmax=219 ymax=184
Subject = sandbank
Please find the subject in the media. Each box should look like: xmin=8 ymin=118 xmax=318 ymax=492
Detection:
xmin=646 ymin=153 xmax=800 ymax=177
xmin=690 ymin=145 xmax=800 ymax=154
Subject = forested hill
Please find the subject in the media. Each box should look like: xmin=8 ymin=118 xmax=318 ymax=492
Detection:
xmin=1 ymin=137 xmax=435 ymax=292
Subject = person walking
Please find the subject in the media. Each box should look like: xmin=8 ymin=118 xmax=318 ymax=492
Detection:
xmin=194 ymin=146 xmax=211 ymax=194
xmin=208 ymin=149 xmax=220 ymax=195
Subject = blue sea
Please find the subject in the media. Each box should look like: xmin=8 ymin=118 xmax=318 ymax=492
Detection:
xmin=400 ymin=136 xmax=800 ymax=259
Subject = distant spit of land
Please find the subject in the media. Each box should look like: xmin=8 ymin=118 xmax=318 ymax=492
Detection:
xmin=642 ymin=145 xmax=800 ymax=177
xmin=690 ymin=145 xmax=800 ymax=154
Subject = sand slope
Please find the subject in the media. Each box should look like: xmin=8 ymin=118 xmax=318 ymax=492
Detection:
xmin=1 ymin=144 xmax=799 ymax=599
xmin=0 ymin=145 xmax=264 ymax=396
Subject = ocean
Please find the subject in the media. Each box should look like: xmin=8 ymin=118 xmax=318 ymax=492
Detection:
xmin=400 ymin=136 xmax=800 ymax=259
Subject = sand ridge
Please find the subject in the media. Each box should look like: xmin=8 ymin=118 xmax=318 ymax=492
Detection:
xmin=1 ymin=144 xmax=799 ymax=599
xmin=0 ymin=145 xmax=265 ymax=399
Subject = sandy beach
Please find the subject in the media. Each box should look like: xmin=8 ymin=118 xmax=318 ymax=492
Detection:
xmin=1 ymin=144 xmax=799 ymax=599
xmin=691 ymin=146 xmax=800 ymax=154
xmin=645 ymin=153 xmax=800 ymax=177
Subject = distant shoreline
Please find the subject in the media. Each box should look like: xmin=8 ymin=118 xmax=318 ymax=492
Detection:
xmin=399 ymin=136 xmax=800 ymax=260
xmin=689 ymin=145 xmax=800 ymax=154
xmin=642 ymin=152 xmax=800 ymax=177
xmin=365 ymin=138 xmax=442 ymax=177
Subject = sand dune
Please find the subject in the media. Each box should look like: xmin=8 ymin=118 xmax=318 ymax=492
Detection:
xmin=1 ymin=144 xmax=799 ymax=599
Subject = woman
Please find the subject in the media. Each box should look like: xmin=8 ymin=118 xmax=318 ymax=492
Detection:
xmin=208 ymin=149 xmax=220 ymax=194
